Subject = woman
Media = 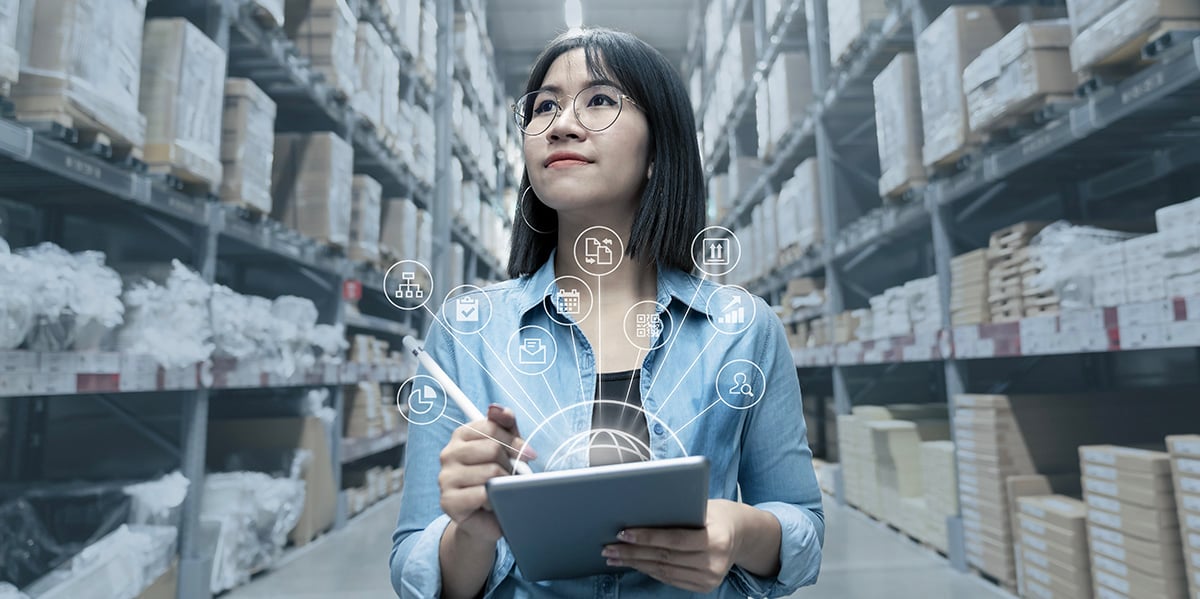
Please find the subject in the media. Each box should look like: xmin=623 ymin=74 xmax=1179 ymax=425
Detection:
xmin=391 ymin=28 xmax=823 ymax=598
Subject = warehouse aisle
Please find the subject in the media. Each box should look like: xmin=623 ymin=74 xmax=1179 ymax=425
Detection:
xmin=227 ymin=493 xmax=1011 ymax=598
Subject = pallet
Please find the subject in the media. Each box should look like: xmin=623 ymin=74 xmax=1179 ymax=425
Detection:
xmin=18 ymin=110 xmax=144 ymax=167
xmin=979 ymin=94 xmax=1077 ymax=145
xmin=881 ymin=179 xmax=925 ymax=205
xmin=148 ymin=164 xmax=218 ymax=197
xmin=223 ymin=199 xmax=272 ymax=223
xmin=1076 ymin=25 xmax=1200 ymax=98
xmin=968 ymin=566 xmax=1018 ymax=596
xmin=926 ymin=144 xmax=981 ymax=178
xmin=1023 ymin=305 xmax=1059 ymax=318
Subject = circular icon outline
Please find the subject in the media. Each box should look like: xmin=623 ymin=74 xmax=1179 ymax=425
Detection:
xmin=622 ymin=300 xmax=673 ymax=351
xmin=383 ymin=260 xmax=434 ymax=312
xmin=715 ymin=359 xmax=767 ymax=410
xmin=705 ymin=284 xmax=757 ymax=335
xmin=691 ymin=226 xmax=742 ymax=277
xmin=507 ymin=325 xmax=559 ymax=376
xmin=397 ymin=374 xmax=448 ymax=425
xmin=442 ymin=284 xmax=493 ymax=335
xmin=572 ymin=225 xmax=625 ymax=277
xmin=544 ymin=276 xmax=595 ymax=326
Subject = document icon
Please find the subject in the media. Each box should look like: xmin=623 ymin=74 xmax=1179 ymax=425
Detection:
xmin=519 ymin=338 xmax=547 ymax=365
xmin=455 ymin=296 xmax=479 ymax=322
xmin=584 ymin=237 xmax=614 ymax=266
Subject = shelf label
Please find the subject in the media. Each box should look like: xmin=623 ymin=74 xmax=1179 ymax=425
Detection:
xmin=343 ymin=279 xmax=363 ymax=301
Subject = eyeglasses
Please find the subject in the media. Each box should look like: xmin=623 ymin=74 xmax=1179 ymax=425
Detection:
xmin=513 ymin=84 xmax=638 ymax=136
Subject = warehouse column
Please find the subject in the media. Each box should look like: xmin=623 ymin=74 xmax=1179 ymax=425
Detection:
xmin=432 ymin=0 xmax=454 ymax=299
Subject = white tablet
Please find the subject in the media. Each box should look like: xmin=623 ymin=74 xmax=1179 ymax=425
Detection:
xmin=486 ymin=456 xmax=710 ymax=581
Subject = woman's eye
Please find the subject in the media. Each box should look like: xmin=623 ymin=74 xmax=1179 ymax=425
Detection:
xmin=533 ymin=100 xmax=558 ymax=114
xmin=587 ymin=94 xmax=617 ymax=107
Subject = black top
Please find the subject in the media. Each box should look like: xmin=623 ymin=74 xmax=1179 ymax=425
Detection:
xmin=590 ymin=369 xmax=651 ymax=467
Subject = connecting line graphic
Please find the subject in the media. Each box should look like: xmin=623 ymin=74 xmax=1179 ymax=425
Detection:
xmin=652 ymin=329 xmax=719 ymax=420
xmin=568 ymin=326 xmax=586 ymax=406
xmin=444 ymin=414 xmax=530 ymax=459
xmin=419 ymin=304 xmax=548 ymax=433
xmin=477 ymin=334 xmax=556 ymax=426
xmin=644 ymin=280 xmax=705 ymax=401
xmin=540 ymin=373 xmax=564 ymax=414
xmin=668 ymin=399 xmax=722 ymax=445
xmin=621 ymin=347 xmax=647 ymax=426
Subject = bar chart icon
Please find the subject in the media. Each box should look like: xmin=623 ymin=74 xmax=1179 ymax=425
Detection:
xmin=718 ymin=295 xmax=745 ymax=325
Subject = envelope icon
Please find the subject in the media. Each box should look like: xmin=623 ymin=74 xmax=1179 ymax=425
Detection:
xmin=519 ymin=338 xmax=547 ymax=365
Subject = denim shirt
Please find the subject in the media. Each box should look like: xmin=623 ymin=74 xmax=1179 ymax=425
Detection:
xmin=390 ymin=253 xmax=824 ymax=598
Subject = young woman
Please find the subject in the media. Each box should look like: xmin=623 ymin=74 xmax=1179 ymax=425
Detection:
xmin=391 ymin=28 xmax=823 ymax=598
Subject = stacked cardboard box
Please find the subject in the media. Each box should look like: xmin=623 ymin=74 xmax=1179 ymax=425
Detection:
xmin=1081 ymin=445 xmax=1189 ymax=599
xmin=869 ymin=419 xmax=952 ymax=546
xmin=271 ymin=133 xmax=353 ymax=248
xmin=1152 ymin=199 xmax=1200 ymax=299
xmin=988 ymin=222 xmax=1049 ymax=322
xmin=1069 ymin=0 xmax=1200 ymax=75
xmin=0 ymin=0 xmax=18 ymax=89
xmin=838 ymin=405 xmax=948 ymax=518
xmin=13 ymin=0 xmax=148 ymax=152
xmin=220 ymin=78 xmax=277 ymax=214
xmin=829 ymin=0 xmax=889 ymax=66
xmin=345 ymin=465 xmax=402 ymax=516
xmin=1014 ymin=495 xmax=1091 ymax=599
xmin=963 ymin=20 xmax=1075 ymax=135
xmin=755 ymin=52 xmax=812 ymax=159
xmin=922 ymin=440 xmax=958 ymax=551
xmin=1166 ymin=436 xmax=1200 ymax=599
xmin=951 ymin=249 xmax=990 ymax=326
xmin=353 ymin=21 xmax=388 ymax=131
xmin=380 ymin=198 xmax=419 ymax=262
xmin=344 ymin=381 xmax=401 ymax=439
xmin=873 ymin=53 xmax=926 ymax=199
xmin=140 ymin=19 xmax=227 ymax=188
xmin=285 ymin=0 xmax=358 ymax=101
xmin=775 ymin=159 xmax=822 ymax=255
xmin=349 ymin=175 xmax=382 ymax=263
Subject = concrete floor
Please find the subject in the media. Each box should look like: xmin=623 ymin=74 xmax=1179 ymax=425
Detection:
xmin=225 ymin=495 xmax=1015 ymax=599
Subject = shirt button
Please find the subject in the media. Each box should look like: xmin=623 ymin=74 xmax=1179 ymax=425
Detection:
xmin=600 ymin=577 xmax=613 ymax=592
xmin=653 ymin=423 xmax=665 ymax=436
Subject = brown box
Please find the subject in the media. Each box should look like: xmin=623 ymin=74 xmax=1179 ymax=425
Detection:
xmin=1070 ymin=0 xmax=1200 ymax=72
xmin=1080 ymin=445 xmax=1173 ymax=474
xmin=208 ymin=417 xmax=336 ymax=546
xmin=964 ymin=20 xmax=1075 ymax=134
xmin=285 ymin=0 xmax=358 ymax=100
xmin=220 ymin=78 xmax=276 ymax=213
xmin=1168 ymin=435 xmax=1200 ymax=458
xmin=1019 ymin=549 xmax=1092 ymax=598
xmin=1018 ymin=513 xmax=1088 ymax=558
xmin=1083 ymin=474 xmax=1177 ymax=510
xmin=1093 ymin=553 xmax=1190 ymax=599
xmin=1018 ymin=494 xmax=1088 ymax=532
xmin=349 ymin=175 xmax=382 ymax=263
xmin=1087 ymin=493 xmax=1181 ymax=543
xmin=271 ymin=132 xmax=353 ymax=247
xmin=1090 ymin=522 xmax=1184 ymax=563
xmin=874 ymin=52 xmax=926 ymax=198
xmin=140 ymin=18 xmax=226 ymax=188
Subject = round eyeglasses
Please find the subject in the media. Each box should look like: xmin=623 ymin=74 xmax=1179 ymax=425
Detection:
xmin=513 ymin=84 xmax=638 ymax=136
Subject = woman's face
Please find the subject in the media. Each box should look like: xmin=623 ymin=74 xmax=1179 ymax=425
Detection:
xmin=523 ymin=48 xmax=651 ymax=220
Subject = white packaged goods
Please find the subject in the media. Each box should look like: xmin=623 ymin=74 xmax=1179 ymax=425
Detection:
xmin=381 ymin=198 xmax=419 ymax=261
xmin=417 ymin=208 xmax=433 ymax=267
xmin=21 ymin=525 xmax=177 ymax=599
xmin=380 ymin=37 xmax=401 ymax=147
xmin=203 ymin=472 xmax=306 ymax=593
xmin=12 ymin=0 xmax=148 ymax=150
xmin=766 ymin=52 xmax=812 ymax=156
xmin=449 ymin=243 xmax=465 ymax=292
xmin=874 ymin=53 xmax=925 ymax=198
xmin=285 ymin=0 xmax=357 ymax=100
xmin=918 ymin=6 xmax=1058 ymax=168
xmin=221 ymin=78 xmax=277 ymax=214
xmin=141 ymin=18 xmax=227 ymax=189
xmin=1065 ymin=0 xmax=1125 ymax=35
xmin=779 ymin=158 xmax=822 ymax=252
xmin=1026 ymin=222 xmax=1139 ymax=309
xmin=384 ymin=0 xmax=419 ymax=58
xmin=0 ymin=0 xmax=17 ymax=85
xmin=119 ymin=261 xmax=214 ymax=367
xmin=271 ymin=132 xmax=353 ymax=247
xmin=1070 ymin=0 xmax=1200 ymax=72
xmin=829 ymin=0 xmax=889 ymax=65
xmin=419 ymin=0 xmax=436 ymax=80
xmin=4 ymin=243 xmax=124 ymax=352
xmin=349 ymin=175 xmax=383 ymax=263
xmin=963 ymin=20 xmax=1075 ymax=134
xmin=1157 ymin=196 xmax=1200 ymax=232
xmin=353 ymin=21 xmax=387 ymax=131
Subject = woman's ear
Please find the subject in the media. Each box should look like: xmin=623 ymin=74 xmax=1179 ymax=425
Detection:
xmin=647 ymin=161 xmax=654 ymax=180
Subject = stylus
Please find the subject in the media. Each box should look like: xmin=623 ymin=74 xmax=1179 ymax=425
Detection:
xmin=402 ymin=335 xmax=534 ymax=475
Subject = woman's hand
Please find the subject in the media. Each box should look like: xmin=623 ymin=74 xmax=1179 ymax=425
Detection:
xmin=600 ymin=499 xmax=754 ymax=594
xmin=438 ymin=405 xmax=537 ymax=544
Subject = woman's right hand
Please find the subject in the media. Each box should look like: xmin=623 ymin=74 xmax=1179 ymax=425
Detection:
xmin=438 ymin=405 xmax=538 ymax=544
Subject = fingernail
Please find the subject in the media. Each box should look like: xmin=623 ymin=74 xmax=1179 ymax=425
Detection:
xmin=617 ymin=530 xmax=632 ymax=542
xmin=601 ymin=548 xmax=616 ymax=558
xmin=606 ymin=559 xmax=621 ymax=566
xmin=520 ymin=446 xmax=539 ymax=460
xmin=487 ymin=404 xmax=503 ymax=415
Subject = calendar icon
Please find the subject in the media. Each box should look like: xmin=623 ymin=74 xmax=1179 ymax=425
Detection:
xmin=556 ymin=289 xmax=581 ymax=315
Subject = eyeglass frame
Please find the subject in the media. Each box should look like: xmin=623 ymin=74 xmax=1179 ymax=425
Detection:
xmin=512 ymin=83 xmax=640 ymax=136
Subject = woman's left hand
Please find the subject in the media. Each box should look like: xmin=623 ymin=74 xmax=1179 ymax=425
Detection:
xmin=601 ymin=499 xmax=747 ymax=594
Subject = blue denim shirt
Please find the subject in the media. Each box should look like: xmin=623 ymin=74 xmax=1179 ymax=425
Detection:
xmin=390 ymin=253 xmax=824 ymax=598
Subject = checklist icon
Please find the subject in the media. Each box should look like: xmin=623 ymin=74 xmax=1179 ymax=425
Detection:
xmin=454 ymin=296 xmax=479 ymax=322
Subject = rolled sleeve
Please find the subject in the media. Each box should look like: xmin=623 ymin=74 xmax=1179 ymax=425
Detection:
xmin=729 ymin=302 xmax=825 ymax=598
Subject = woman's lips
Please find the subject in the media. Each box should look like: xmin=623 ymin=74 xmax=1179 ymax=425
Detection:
xmin=546 ymin=159 xmax=590 ymax=169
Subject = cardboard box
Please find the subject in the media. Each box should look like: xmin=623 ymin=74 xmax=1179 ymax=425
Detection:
xmin=964 ymin=20 xmax=1074 ymax=133
xmin=285 ymin=0 xmax=357 ymax=100
xmin=220 ymin=78 xmax=276 ymax=214
xmin=207 ymin=417 xmax=336 ymax=546
xmin=13 ymin=0 xmax=148 ymax=149
xmin=1019 ymin=551 xmax=1092 ymax=598
xmin=349 ymin=175 xmax=382 ymax=263
xmin=353 ymin=21 xmax=387 ymax=130
xmin=874 ymin=53 xmax=927 ymax=198
xmin=1083 ymin=473 xmax=1176 ymax=509
xmin=1086 ymin=494 xmax=1180 ymax=543
xmin=1070 ymin=0 xmax=1200 ymax=72
xmin=1080 ymin=445 xmax=1173 ymax=474
xmin=829 ymin=0 xmax=889 ymax=65
xmin=1065 ymin=0 xmax=1126 ymax=35
xmin=140 ymin=18 xmax=226 ymax=187
xmin=1093 ymin=553 xmax=1190 ymax=599
xmin=764 ymin=52 xmax=812 ymax=156
xmin=271 ymin=132 xmax=353 ymax=247
xmin=1018 ymin=513 xmax=1088 ymax=557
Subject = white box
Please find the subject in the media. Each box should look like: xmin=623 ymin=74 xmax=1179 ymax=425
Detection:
xmin=874 ymin=53 xmax=925 ymax=197
xmin=829 ymin=0 xmax=890 ymax=65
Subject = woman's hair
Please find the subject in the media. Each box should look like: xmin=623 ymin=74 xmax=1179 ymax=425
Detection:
xmin=506 ymin=28 xmax=706 ymax=279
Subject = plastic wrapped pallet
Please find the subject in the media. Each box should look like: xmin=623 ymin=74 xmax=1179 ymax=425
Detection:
xmin=12 ymin=0 xmax=147 ymax=151
xmin=785 ymin=158 xmax=822 ymax=252
xmin=202 ymin=472 xmax=305 ymax=593
xmin=1069 ymin=0 xmax=1200 ymax=72
xmin=284 ymin=0 xmax=357 ymax=100
xmin=918 ymin=6 xmax=1060 ymax=168
xmin=271 ymin=132 xmax=353 ymax=248
xmin=829 ymin=0 xmax=889 ymax=65
xmin=963 ymin=20 xmax=1075 ymax=134
xmin=380 ymin=34 xmax=402 ymax=148
xmin=353 ymin=21 xmax=386 ymax=131
xmin=349 ymin=175 xmax=382 ymax=263
xmin=22 ymin=525 xmax=177 ymax=599
xmin=874 ymin=53 xmax=925 ymax=198
xmin=220 ymin=78 xmax=277 ymax=214
xmin=140 ymin=19 xmax=226 ymax=188
xmin=0 ymin=0 xmax=17 ymax=87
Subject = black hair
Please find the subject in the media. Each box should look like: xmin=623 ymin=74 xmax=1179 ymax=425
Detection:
xmin=506 ymin=28 xmax=706 ymax=279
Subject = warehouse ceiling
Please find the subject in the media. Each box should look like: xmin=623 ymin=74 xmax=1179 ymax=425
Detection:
xmin=486 ymin=0 xmax=698 ymax=100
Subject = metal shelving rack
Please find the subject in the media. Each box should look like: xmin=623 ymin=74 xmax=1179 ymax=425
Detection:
xmin=692 ymin=0 xmax=1200 ymax=580
xmin=0 ymin=0 xmax=511 ymax=597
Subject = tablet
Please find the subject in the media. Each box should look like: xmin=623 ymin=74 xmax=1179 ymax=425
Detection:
xmin=486 ymin=456 xmax=709 ymax=581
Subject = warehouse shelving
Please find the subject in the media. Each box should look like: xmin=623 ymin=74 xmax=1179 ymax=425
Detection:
xmin=694 ymin=0 xmax=1200 ymax=583
xmin=341 ymin=427 xmax=409 ymax=464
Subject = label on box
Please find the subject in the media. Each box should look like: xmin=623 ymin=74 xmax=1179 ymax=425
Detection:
xmin=1094 ymin=555 xmax=1129 ymax=578
xmin=0 ymin=373 xmax=35 ymax=397
xmin=1181 ymin=458 xmax=1200 ymax=476
xmin=1021 ymin=518 xmax=1046 ymax=537
xmin=1182 ymin=477 xmax=1200 ymax=494
xmin=119 ymin=355 xmax=158 ymax=391
xmin=1024 ymin=534 xmax=1048 ymax=553
xmin=1025 ymin=580 xmax=1052 ymax=599
xmin=1090 ymin=509 xmax=1122 ymax=530
xmin=1085 ymin=478 xmax=1119 ymax=498
xmin=1093 ymin=540 xmax=1127 ymax=561
xmin=1120 ymin=323 xmax=1167 ymax=349
xmin=1023 ymin=547 xmax=1049 ymax=568
xmin=40 ymin=373 xmax=76 ymax=394
xmin=1189 ymin=532 xmax=1200 ymax=550
xmin=77 ymin=352 xmax=121 ymax=373
xmin=1184 ymin=494 xmax=1200 ymax=513
xmin=1087 ymin=493 xmax=1121 ymax=513
xmin=1166 ymin=320 xmax=1200 ymax=347
xmin=39 ymin=352 xmax=81 ymax=374
xmin=0 ymin=351 xmax=38 ymax=371
xmin=1117 ymin=300 xmax=1173 ymax=326
xmin=1084 ymin=463 xmax=1118 ymax=481
xmin=1020 ymin=503 xmax=1046 ymax=519
xmin=1095 ymin=584 xmax=1125 ymax=599
xmin=1083 ymin=448 xmax=1118 ymax=465
xmin=1187 ymin=513 xmax=1200 ymax=532
xmin=1174 ymin=439 xmax=1200 ymax=456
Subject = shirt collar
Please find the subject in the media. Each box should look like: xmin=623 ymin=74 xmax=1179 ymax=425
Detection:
xmin=517 ymin=249 xmax=715 ymax=317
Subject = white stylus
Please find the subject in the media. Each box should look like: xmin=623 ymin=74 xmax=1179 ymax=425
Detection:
xmin=402 ymin=335 xmax=534 ymax=475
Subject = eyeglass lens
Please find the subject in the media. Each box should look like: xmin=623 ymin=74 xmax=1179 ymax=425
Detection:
xmin=516 ymin=85 xmax=625 ymax=135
